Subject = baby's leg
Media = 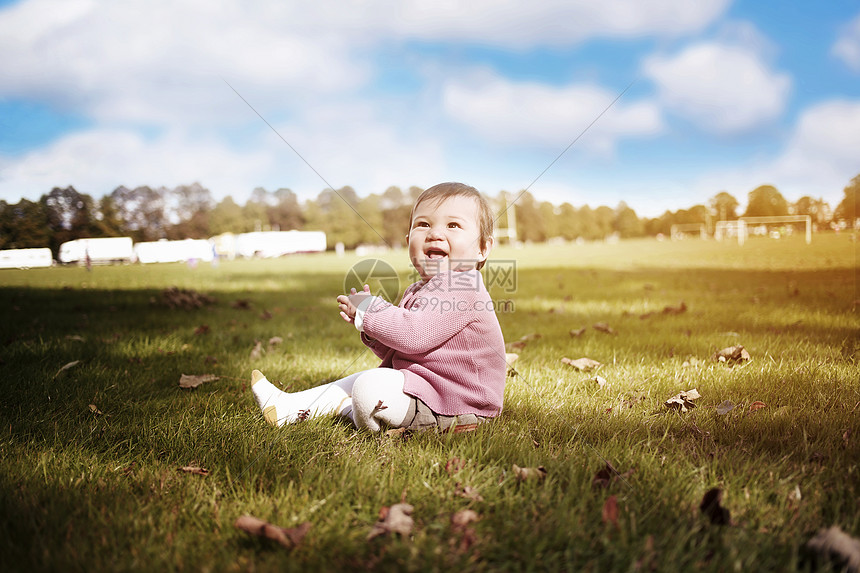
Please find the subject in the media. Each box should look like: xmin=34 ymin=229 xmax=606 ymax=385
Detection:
xmin=250 ymin=369 xmax=361 ymax=427
xmin=350 ymin=368 xmax=412 ymax=432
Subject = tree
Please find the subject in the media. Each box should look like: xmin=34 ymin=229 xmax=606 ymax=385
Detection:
xmin=380 ymin=186 xmax=410 ymax=247
xmin=594 ymin=206 xmax=615 ymax=239
xmin=556 ymin=202 xmax=580 ymax=240
xmin=576 ymin=205 xmax=602 ymax=240
xmin=709 ymin=191 xmax=739 ymax=221
xmin=94 ymin=195 xmax=126 ymax=237
xmin=793 ymin=196 xmax=831 ymax=226
xmin=305 ymin=187 xmax=366 ymax=248
xmin=209 ymin=196 xmax=245 ymax=235
xmin=834 ymin=174 xmax=860 ymax=222
xmin=0 ymin=199 xmax=52 ymax=250
xmin=512 ymin=191 xmax=544 ymax=243
xmin=41 ymin=186 xmax=101 ymax=254
xmin=539 ymin=201 xmax=559 ymax=240
xmin=270 ymin=188 xmax=304 ymax=231
xmin=109 ymin=185 xmax=169 ymax=241
xmin=614 ymin=201 xmax=643 ymax=238
xmin=166 ymin=182 xmax=213 ymax=239
xmin=744 ymin=185 xmax=789 ymax=218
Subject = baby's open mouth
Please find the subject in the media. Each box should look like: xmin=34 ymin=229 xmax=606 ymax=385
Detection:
xmin=425 ymin=248 xmax=447 ymax=260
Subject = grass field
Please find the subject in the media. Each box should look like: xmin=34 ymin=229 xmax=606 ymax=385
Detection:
xmin=0 ymin=234 xmax=857 ymax=572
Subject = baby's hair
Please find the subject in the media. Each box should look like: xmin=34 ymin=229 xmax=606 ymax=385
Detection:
xmin=410 ymin=182 xmax=494 ymax=270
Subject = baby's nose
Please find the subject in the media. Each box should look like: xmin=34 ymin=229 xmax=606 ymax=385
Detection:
xmin=426 ymin=226 xmax=445 ymax=239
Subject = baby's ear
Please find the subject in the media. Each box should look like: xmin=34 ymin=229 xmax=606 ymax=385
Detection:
xmin=478 ymin=236 xmax=494 ymax=261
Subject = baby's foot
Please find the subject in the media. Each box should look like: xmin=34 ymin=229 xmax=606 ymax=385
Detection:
xmin=250 ymin=369 xmax=296 ymax=427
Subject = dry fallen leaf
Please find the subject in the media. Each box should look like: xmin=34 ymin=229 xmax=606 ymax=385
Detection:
xmin=159 ymin=287 xmax=216 ymax=310
xmin=54 ymin=360 xmax=81 ymax=378
xmin=249 ymin=341 xmax=263 ymax=360
xmin=451 ymin=509 xmax=479 ymax=529
xmin=234 ymin=515 xmax=311 ymax=548
xmin=716 ymin=400 xmax=737 ymax=415
xmin=193 ymin=324 xmax=210 ymax=335
xmin=700 ymin=488 xmax=731 ymax=526
xmin=806 ymin=525 xmax=860 ymax=573
xmin=512 ymin=464 xmax=547 ymax=482
xmin=268 ymin=336 xmax=284 ymax=348
xmin=179 ymin=373 xmax=219 ymax=389
xmin=448 ymin=423 xmax=479 ymax=434
xmin=593 ymin=322 xmax=616 ymax=335
xmin=367 ymin=503 xmax=414 ymax=540
xmin=749 ymin=401 xmax=767 ymax=412
xmin=385 ymin=427 xmax=408 ymax=439
xmin=713 ymin=345 xmax=751 ymax=363
xmin=561 ymin=357 xmax=602 ymax=371
xmin=450 ymin=509 xmax=480 ymax=551
xmin=602 ymin=495 xmax=619 ymax=529
xmin=505 ymin=333 xmax=541 ymax=352
xmin=664 ymin=389 xmax=702 ymax=413
xmin=594 ymin=375 xmax=608 ymax=388
xmin=569 ymin=327 xmax=587 ymax=338
xmin=178 ymin=465 xmax=210 ymax=476
xmin=454 ymin=484 xmax=484 ymax=502
xmin=662 ymin=301 xmax=687 ymax=315
xmin=88 ymin=404 xmax=103 ymax=415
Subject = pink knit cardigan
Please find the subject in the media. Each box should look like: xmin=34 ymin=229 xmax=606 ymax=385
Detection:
xmin=358 ymin=270 xmax=507 ymax=417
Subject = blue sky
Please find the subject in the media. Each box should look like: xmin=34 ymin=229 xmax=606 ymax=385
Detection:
xmin=0 ymin=0 xmax=858 ymax=217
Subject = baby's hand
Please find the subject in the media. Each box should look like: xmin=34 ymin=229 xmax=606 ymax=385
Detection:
xmin=337 ymin=284 xmax=371 ymax=323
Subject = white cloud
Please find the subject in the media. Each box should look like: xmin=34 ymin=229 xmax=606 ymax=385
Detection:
xmin=270 ymin=102 xmax=448 ymax=197
xmin=832 ymin=13 xmax=860 ymax=72
xmin=0 ymin=105 xmax=449 ymax=203
xmin=0 ymin=128 xmax=272 ymax=201
xmin=388 ymin=0 xmax=730 ymax=46
xmin=442 ymin=73 xmax=663 ymax=151
xmin=0 ymin=0 xmax=370 ymax=125
xmin=695 ymin=99 xmax=860 ymax=206
xmin=643 ymin=41 xmax=792 ymax=134
xmin=0 ymin=0 xmax=731 ymax=129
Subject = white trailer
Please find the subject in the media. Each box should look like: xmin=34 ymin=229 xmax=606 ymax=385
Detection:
xmin=235 ymin=231 xmax=327 ymax=258
xmin=0 ymin=248 xmax=54 ymax=269
xmin=134 ymin=239 xmax=214 ymax=264
xmin=58 ymin=237 xmax=134 ymax=265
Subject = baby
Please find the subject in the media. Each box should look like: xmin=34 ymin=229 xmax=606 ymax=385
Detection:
xmin=250 ymin=182 xmax=507 ymax=431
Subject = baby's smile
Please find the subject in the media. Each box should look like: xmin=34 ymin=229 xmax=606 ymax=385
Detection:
xmin=425 ymin=247 xmax=447 ymax=260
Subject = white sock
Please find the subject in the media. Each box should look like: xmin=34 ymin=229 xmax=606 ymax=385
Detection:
xmin=250 ymin=369 xmax=351 ymax=427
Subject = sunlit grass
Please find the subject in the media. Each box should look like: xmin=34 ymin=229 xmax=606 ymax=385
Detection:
xmin=0 ymin=233 xmax=857 ymax=571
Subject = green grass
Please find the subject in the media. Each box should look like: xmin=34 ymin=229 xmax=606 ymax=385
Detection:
xmin=0 ymin=234 xmax=858 ymax=572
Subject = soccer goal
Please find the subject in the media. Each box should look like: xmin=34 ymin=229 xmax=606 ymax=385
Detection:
xmin=670 ymin=223 xmax=707 ymax=240
xmin=732 ymin=215 xmax=812 ymax=246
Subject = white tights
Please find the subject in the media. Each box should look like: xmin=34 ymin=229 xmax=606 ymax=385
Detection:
xmin=250 ymin=368 xmax=412 ymax=432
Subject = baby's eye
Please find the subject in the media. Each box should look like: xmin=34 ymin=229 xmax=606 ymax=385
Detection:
xmin=447 ymin=222 xmax=460 ymax=229
xmin=413 ymin=221 xmax=429 ymax=228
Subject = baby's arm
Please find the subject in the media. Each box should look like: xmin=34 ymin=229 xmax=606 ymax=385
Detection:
xmin=360 ymin=288 xmax=478 ymax=354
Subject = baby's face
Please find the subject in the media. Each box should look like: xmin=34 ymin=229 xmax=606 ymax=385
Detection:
xmin=408 ymin=195 xmax=487 ymax=281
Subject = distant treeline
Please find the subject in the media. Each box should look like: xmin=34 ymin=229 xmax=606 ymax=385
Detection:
xmin=1 ymin=175 xmax=858 ymax=257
